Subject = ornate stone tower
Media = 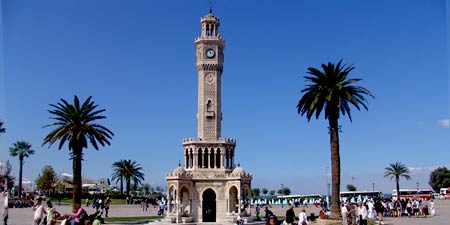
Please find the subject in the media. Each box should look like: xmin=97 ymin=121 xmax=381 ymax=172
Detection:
xmin=165 ymin=9 xmax=252 ymax=224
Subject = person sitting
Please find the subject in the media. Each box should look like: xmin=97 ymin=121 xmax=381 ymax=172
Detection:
xmin=70 ymin=204 xmax=87 ymax=225
xmin=236 ymin=213 xmax=244 ymax=225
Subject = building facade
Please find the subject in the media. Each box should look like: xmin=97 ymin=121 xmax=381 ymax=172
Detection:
xmin=165 ymin=10 xmax=252 ymax=224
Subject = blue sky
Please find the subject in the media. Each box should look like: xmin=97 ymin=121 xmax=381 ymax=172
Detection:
xmin=0 ymin=0 xmax=449 ymax=195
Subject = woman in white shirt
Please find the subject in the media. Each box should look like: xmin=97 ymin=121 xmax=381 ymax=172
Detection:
xmin=298 ymin=208 xmax=308 ymax=225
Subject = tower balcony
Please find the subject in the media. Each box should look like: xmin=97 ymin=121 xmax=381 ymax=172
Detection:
xmin=195 ymin=35 xmax=225 ymax=43
xmin=182 ymin=137 xmax=236 ymax=145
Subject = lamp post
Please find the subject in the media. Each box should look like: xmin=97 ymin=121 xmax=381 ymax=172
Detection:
xmin=372 ymin=182 xmax=375 ymax=192
xmin=281 ymin=184 xmax=284 ymax=208
xmin=416 ymin=182 xmax=419 ymax=199
xmin=325 ymin=166 xmax=330 ymax=197
xmin=327 ymin=183 xmax=331 ymax=198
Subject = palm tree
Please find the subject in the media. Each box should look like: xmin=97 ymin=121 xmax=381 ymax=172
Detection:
xmin=0 ymin=120 xmax=5 ymax=135
xmin=122 ymin=160 xmax=145 ymax=195
xmin=384 ymin=162 xmax=411 ymax=200
xmin=297 ymin=59 xmax=373 ymax=218
xmin=9 ymin=141 xmax=35 ymax=199
xmin=111 ymin=160 xmax=126 ymax=194
xmin=42 ymin=95 xmax=113 ymax=208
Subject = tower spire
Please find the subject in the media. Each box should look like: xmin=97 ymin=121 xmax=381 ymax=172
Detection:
xmin=209 ymin=0 xmax=212 ymax=14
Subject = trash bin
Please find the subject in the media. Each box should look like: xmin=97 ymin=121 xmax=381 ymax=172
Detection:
xmin=310 ymin=213 xmax=316 ymax=221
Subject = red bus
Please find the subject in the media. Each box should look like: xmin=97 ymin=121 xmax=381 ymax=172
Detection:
xmin=392 ymin=189 xmax=433 ymax=200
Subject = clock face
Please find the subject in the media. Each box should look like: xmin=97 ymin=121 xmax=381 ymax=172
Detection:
xmin=206 ymin=48 xmax=215 ymax=58
xmin=206 ymin=74 xmax=214 ymax=83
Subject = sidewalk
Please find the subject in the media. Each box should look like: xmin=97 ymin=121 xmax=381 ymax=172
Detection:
xmin=6 ymin=200 xmax=450 ymax=225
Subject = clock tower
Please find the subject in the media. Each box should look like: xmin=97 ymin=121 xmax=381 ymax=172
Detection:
xmin=165 ymin=9 xmax=252 ymax=224
xmin=195 ymin=10 xmax=225 ymax=140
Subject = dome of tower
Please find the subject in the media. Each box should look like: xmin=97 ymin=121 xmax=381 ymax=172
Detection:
xmin=232 ymin=166 xmax=246 ymax=176
xmin=202 ymin=13 xmax=220 ymax=22
xmin=173 ymin=167 xmax=186 ymax=176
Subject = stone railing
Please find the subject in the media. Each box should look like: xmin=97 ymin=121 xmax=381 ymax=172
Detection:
xmin=182 ymin=137 xmax=236 ymax=144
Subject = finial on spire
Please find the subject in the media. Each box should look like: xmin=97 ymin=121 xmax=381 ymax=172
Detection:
xmin=238 ymin=162 xmax=240 ymax=167
xmin=178 ymin=160 xmax=181 ymax=167
xmin=209 ymin=0 xmax=213 ymax=14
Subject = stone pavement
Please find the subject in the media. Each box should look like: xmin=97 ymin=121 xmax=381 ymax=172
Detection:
xmin=6 ymin=200 xmax=450 ymax=225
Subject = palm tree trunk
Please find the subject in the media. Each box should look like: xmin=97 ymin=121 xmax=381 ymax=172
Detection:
xmin=72 ymin=147 xmax=83 ymax=209
xmin=120 ymin=176 xmax=123 ymax=194
xmin=329 ymin=118 xmax=341 ymax=219
xmin=126 ymin=178 xmax=131 ymax=196
xmin=396 ymin=176 xmax=400 ymax=200
xmin=18 ymin=156 xmax=23 ymax=199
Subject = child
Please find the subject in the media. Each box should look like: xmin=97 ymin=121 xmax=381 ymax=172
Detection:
xmin=46 ymin=200 xmax=56 ymax=225
xmin=92 ymin=211 xmax=103 ymax=225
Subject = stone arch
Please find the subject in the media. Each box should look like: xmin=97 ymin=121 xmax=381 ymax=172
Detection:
xmin=209 ymin=147 xmax=214 ymax=168
xmin=168 ymin=185 xmax=177 ymax=213
xmin=202 ymin=188 xmax=216 ymax=222
xmin=215 ymin=148 xmax=221 ymax=168
xmin=180 ymin=186 xmax=191 ymax=216
xmin=228 ymin=186 xmax=239 ymax=213
xmin=241 ymin=184 xmax=252 ymax=212
xmin=198 ymin=148 xmax=203 ymax=167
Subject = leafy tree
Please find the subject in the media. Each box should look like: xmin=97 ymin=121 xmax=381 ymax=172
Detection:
xmin=42 ymin=95 xmax=113 ymax=209
xmin=282 ymin=187 xmax=291 ymax=195
xmin=9 ymin=141 xmax=35 ymax=199
xmin=277 ymin=188 xmax=283 ymax=195
xmin=4 ymin=160 xmax=15 ymax=191
xmin=297 ymin=59 xmax=373 ymax=218
xmin=155 ymin=185 xmax=164 ymax=193
xmin=277 ymin=187 xmax=291 ymax=195
xmin=36 ymin=165 xmax=58 ymax=194
xmin=269 ymin=190 xmax=275 ymax=196
xmin=384 ymin=162 xmax=411 ymax=199
xmin=252 ymin=188 xmax=261 ymax=197
xmin=262 ymin=188 xmax=268 ymax=196
xmin=429 ymin=167 xmax=450 ymax=192
xmin=346 ymin=184 xmax=357 ymax=191
xmin=142 ymin=183 xmax=151 ymax=194
xmin=111 ymin=160 xmax=126 ymax=194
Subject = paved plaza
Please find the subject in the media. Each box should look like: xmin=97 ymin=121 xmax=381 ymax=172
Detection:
xmin=6 ymin=199 xmax=450 ymax=225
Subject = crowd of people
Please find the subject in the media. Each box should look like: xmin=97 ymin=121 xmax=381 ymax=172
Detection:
xmin=340 ymin=198 xmax=436 ymax=225
xmin=235 ymin=203 xmax=312 ymax=225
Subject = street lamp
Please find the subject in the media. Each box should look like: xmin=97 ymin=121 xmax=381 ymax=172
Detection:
xmin=372 ymin=182 xmax=375 ymax=192
xmin=416 ymin=182 xmax=419 ymax=199
xmin=327 ymin=183 xmax=331 ymax=197
xmin=325 ymin=166 xmax=330 ymax=197
xmin=281 ymin=184 xmax=284 ymax=208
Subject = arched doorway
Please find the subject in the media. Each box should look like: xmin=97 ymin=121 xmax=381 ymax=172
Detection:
xmin=229 ymin=186 xmax=238 ymax=213
xmin=202 ymin=188 xmax=216 ymax=222
xmin=180 ymin=186 xmax=190 ymax=215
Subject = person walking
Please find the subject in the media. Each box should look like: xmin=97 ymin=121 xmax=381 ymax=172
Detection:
xmin=45 ymin=200 xmax=56 ymax=225
xmin=374 ymin=199 xmax=383 ymax=225
xmin=298 ymin=208 xmax=308 ymax=225
xmin=255 ymin=204 xmax=261 ymax=221
xmin=341 ymin=204 xmax=348 ymax=225
xmin=430 ymin=199 xmax=435 ymax=216
xmin=32 ymin=198 xmax=45 ymax=225
xmin=104 ymin=197 xmax=111 ymax=217
xmin=1 ymin=191 xmax=8 ymax=225
xmin=357 ymin=202 xmax=368 ymax=225
xmin=285 ymin=204 xmax=296 ymax=225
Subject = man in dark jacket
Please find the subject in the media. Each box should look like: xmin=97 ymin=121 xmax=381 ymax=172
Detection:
xmin=285 ymin=204 xmax=296 ymax=225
